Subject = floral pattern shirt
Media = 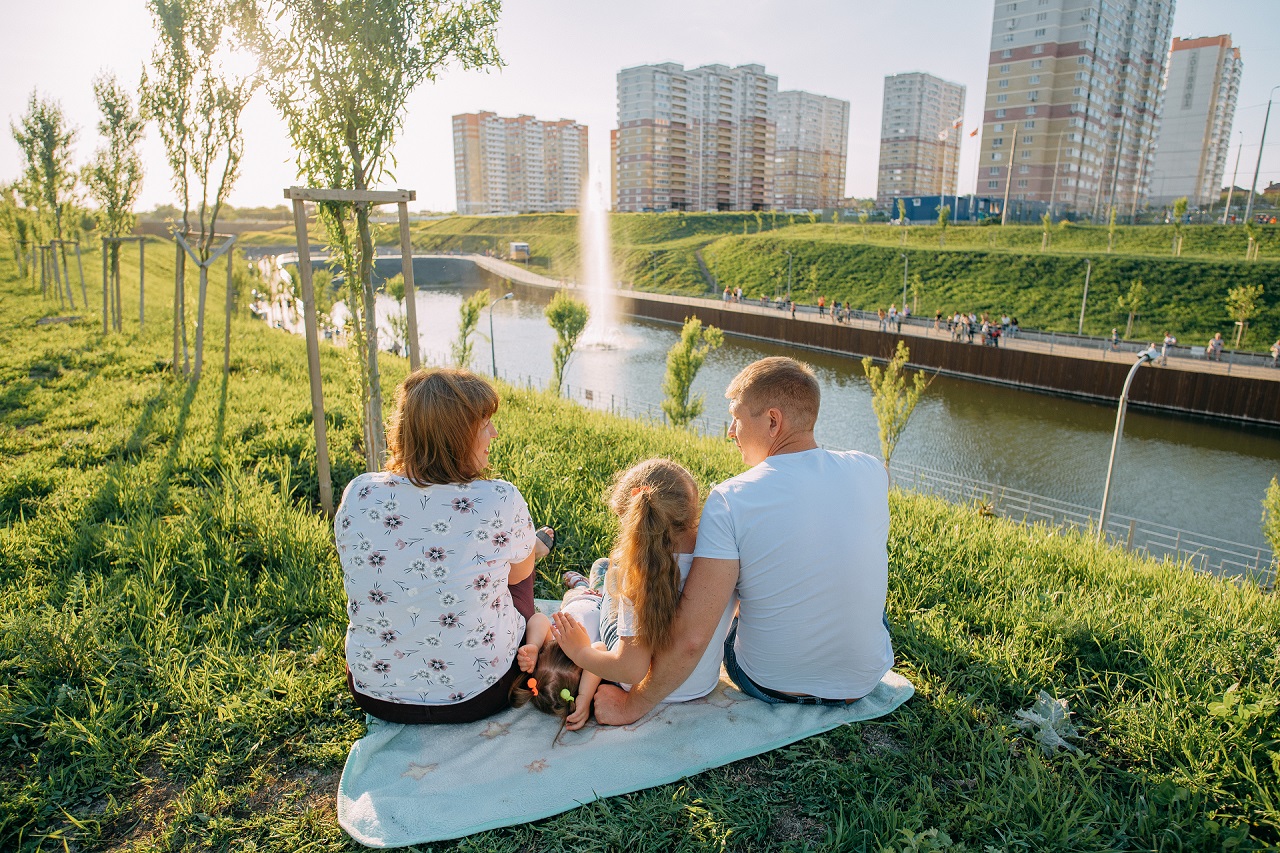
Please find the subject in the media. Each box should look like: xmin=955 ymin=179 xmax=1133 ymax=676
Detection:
xmin=335 ymin=472 xmax=534 ymax=704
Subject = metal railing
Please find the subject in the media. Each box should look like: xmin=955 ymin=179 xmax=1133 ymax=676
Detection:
xmin=889 ymin=458 xmax=1277 ymax=587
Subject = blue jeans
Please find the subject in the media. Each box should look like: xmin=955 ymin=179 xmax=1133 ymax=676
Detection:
xmin=723 ymin=613 xmax=890 ymax=706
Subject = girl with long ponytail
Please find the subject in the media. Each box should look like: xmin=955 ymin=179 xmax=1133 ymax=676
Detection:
xmin=549 ymin=458 xmax=703 ymax=705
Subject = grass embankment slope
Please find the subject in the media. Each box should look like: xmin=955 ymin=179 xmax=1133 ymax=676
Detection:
xmin=362 ymin=213 xmax=1280 ymax=349
xmin=5 ymin=240 xmax=1277 ymax=850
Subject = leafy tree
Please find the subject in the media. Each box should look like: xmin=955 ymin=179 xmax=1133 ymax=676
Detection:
xmin=807 ymin=211 xmax=819 ymax=226
xmin=660 ymin=316 xmax=724 ymax=428
xmin=11 ymin=90 xmax=78 ymax=306
xmin=753 ymin=210 xmax=764 ymax=233
xmin=1226 ymin=283 xmax=1263 ymax=346
xmin=1171 ymin=196 xmax=1188 ymax=256
xmin=0 ymin=183 xmax=35 ymax=278
xmin=1245 ymin=220 xmax=1260 ymax=261
xmin=1117 ymin=278 xmax=1146 ymax=338
xmin=858 ymin=206 xmax=870 ymax=239
xmin=1040 ymin=212 xmax=1051 ymax=252
xmin=142 ymin=0 xmax=257 ymax=380
xmin=937 ymin=204 xmax=950 ymax=247
xmin=862 ymin=341 xmax=931 ymax=475
xmin=450 ymin=290 xmax=489 ymax=368
xmin=83 ymin=72 xmax=145 ymax=332
xmin=897 ymin=199 xmax=908 ymax=245
xmin=1263 ymin=477 xmax=1280 ymax=559
xmin=545 ymin=291 xmax=588 ymax=396
xmin=380 ymin=272 xmax=408 ymax=354
xmin=240 ymin=0 xmax=502 ymax=467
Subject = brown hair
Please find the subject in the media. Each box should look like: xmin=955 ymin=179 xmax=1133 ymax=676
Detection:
xmin=510 ymin=637 xmax=581 ymax=740
xmin=606 ymin=458 xmax=699 ymax=655
xmin=724 ymin=356 xmax=820 ymax=431
xmin=385 ymin=368 xmax=499 ymax=486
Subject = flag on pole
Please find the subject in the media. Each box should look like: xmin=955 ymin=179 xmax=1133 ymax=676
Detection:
xmin=952 ymin=116 xmax=964 ymax=128
xmin=969 ymin=126 xmax=979 ymax=137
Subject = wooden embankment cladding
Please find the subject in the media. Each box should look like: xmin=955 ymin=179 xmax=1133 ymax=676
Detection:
xmin=615 ymin=294 xmax=1280 ymax=427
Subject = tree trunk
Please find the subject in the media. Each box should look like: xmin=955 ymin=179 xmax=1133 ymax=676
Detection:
xmin=112 ymin=243 xmax=122 ymax=332
xmin=224 ymin=246 xmax=234 ymax=380
xmin=192 ymin=263 xmax=209 ymax=381
xmin=356 ymin=202 xmax=385 ymax=469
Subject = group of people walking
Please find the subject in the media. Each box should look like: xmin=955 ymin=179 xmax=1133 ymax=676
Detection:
xmin=337 ymin=359 xmax=893 ymax=731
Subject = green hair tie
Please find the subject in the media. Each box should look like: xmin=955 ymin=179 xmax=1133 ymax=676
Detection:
xmin=560 ymin=688 xmax=574 ymax=703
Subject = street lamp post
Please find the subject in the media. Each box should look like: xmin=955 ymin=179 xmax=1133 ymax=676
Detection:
xmin=1223 ymin=131 xmax=1244 ymax=224
xmin=487 ymin=292 xmax=513 ymax=378
xmin=1096 ymin=345 xmax=1158 ymax=542
xmin=1243 ymin=85 xmax=1279 ymax=225
xmin=900 ymin=252 xmax=909 ymax=310
xmin=1078 ymin=259 xmax=1091 ymax=336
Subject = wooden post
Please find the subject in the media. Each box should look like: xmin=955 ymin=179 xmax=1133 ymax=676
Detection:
xmin=139 ymin=239 xmax=145 ymax=327
xmin=291 ymin=198 xmax=335 ymax=517
xmin=40 ymin=246 xmax=47 ymax=299
xmin=113 ymin=242 xmax=122 ymax=332
xmin=50 ymin=243 xmax=68 ymax=309
xmin=74 ymin=242 xmax=87 ymax=309
xmin=174 ymin=239 xmax=184 ymax=376
xmin=102 ymin=238 xmax=109 ymax=334
xmin=397 ymin=201 xmax=420 ymax=370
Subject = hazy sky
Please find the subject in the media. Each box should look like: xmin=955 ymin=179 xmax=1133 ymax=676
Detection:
xmin=3 ymin=0 xmax=1278 ymax=212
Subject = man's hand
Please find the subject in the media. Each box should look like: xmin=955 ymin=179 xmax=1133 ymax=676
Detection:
xmin=516 ymin=643 xmax=539 ymax=673
xmin=550 ymin=611 xmax=592 ymax=662
xmin=592 ymin=683 xmax=645 ymax=726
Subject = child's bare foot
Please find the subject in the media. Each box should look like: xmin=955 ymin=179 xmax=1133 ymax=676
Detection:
xmin=516 ymin=643 xmax=539 ymax=673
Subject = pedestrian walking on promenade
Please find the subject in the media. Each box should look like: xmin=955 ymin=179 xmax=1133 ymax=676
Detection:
xmin=1111 ymin=328 xmax=1120 ymax=351
xmin=1207 ymin=332 xmax=1224 ymax=362
xmin=1160 ymin=331 xmax=1176 ymax=366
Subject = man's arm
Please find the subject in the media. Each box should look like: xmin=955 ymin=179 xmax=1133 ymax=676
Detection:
xmin=593 ymin=557 xmax=739 ymax=725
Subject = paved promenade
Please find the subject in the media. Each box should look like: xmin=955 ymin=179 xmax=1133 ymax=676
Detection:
xmin=464 ymin=253 xmax=1280 ymax=384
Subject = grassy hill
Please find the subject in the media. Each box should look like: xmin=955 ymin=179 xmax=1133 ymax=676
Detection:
xmin=1 ymin=241 xmax=1279 ymax=850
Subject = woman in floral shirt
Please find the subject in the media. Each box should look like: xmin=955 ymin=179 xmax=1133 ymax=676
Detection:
xmin=336 ymin=368 xmax=543 ymax=724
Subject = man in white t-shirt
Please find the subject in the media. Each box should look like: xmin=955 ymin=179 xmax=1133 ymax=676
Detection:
xmin=594 ymin=357 xmax=894 ymax=723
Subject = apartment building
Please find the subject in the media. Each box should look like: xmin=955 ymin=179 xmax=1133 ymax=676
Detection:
xmin=615 ymin=62 xmax=776 ymax=212
xmin=452 ymin=112 xmax=588 ymax=214
xmin=876 ymin=72 xmax=966 ymax=209
xmin=979 ymin=0 xmax=1174 ymax=218
xmin=1148 ymin=35 xmax=1242 ymax=207
xmin=774 ymin=90 xmax=850 ymax=210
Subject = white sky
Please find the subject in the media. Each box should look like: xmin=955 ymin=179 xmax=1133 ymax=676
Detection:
xmin=3 ymin=0 xmax=1278 ymax=212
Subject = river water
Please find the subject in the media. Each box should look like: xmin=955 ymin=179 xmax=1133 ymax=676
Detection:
xmin=280 ymin=256 xmax=1280 ymax=551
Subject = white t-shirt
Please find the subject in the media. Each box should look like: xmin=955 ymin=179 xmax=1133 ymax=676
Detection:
xmin=693 ymin=448 xmax=893 ymax=699
xmin=560 ymin=590 xmax=602 ymax=643
xmin=615 ymin=553 xmax=737 ymax=702
xmin=335 ymin=472 xmax=534 ymax=704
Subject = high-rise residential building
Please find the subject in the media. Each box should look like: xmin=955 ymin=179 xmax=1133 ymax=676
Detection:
xmin=1148 ymin=35 xmax=1242 ymax=207
xmin=452 ymin=112 xmax=588 ymax=214
xmin=876 ymin=72 xmax=966 ymax=209
xmin=978 ymin=0 xmax=1175 ymax=219
xmin=615 ymin=62 xmax=776 ymax=212
xmin=774 ymin=91 xmax=850 ymax=210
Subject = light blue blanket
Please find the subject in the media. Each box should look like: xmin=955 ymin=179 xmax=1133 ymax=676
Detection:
xmin=337 ymin=602 xmax=915 ymax=847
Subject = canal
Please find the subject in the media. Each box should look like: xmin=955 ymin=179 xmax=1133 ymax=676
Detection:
xmin=283 ymin=255 xmax=1280 ymax=552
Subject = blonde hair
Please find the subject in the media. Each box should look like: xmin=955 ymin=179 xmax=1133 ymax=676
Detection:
xmin=724 ymin=356 xmax=820 ymax=431
xmin=386 ymin=368 xmax=498 ymax=486
xmin=606 ymin=458 xmax=699 ymax=655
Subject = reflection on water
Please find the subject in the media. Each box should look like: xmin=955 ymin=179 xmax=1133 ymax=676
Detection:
xmin=290 ymin=259 xmax=1280 ymax=549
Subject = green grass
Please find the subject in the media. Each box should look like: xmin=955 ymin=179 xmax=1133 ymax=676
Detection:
xmin=4 ymin=238 xmax=1278 ymax=851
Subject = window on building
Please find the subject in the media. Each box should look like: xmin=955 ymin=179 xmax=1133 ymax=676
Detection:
xmin=1033 ymin=44 xmax=1044 ymax=53
xmin=1023 ymin=135 xmax=1033 ymax=144
xmin=989 ymin=167 xmax=1001 ymax=175
xmin=1029 ymin=75 xmax=1040 ymax=84
xmin=994 ymin=123 xmax=1005 ymax=132
xmin=988 ymin=180 xmax=1000 ymax=188
xmin=991 ymin=153 xmax=1003 ymax=161
xmin=1027 ymin=91 xmax=1038 ymax=101
xmin=1035 ymin=28 xmax=1046 ymax=36
xmin=995 ymin=109 xmax=1006 ymax=118
xmin=1024 ymin=120 xmax=1036 ymax=128
xmin=1006 ymin=2 xmax=1016 ymax=9
xmin=1002 ymin=49 xmax=1013 ymax=58
xmin=1073 ymin=87 xmax=1083 ymax=96
xmin=1036 ymin=11 xmax=1047 ymax=20
xmin=1004 ymin=34 xmax=1015 ymax=43
xmin=1019 ymin=165 xmax=1030 ymax=174
xmin=1000 ymin=64 xmax=1011 ymax=73
xmin=1021 ymin=150 xmax=1031 ymax=159
xmin=997 ymin=94 xmax=1008 ymax=103
xmin=999 ymin=80 xmax=1010 ymax=88
xmin=1017 ymin=179 xmax=1028 ymax=188
xmin=993 ymin=137 xmax=1005 ymax=146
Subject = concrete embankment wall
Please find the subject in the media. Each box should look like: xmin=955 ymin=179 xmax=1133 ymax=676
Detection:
xmin=612 ymin=293 xmax=1280 ymax=427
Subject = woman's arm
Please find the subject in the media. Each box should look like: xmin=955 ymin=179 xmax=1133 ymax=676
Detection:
xmin=550 ymin=611 xmax=651 ymax=684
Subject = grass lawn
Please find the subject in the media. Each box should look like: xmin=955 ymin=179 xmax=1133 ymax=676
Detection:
xmin=1 ymin=241 xmax=1278 ymax=851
